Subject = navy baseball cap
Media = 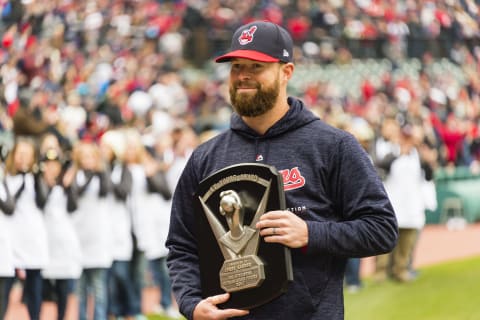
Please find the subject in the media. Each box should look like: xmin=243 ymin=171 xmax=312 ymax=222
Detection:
xmin=215 ymin=21 xmax=293 ymax=63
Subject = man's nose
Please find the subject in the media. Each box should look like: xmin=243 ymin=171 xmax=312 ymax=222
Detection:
xmin=236 ymin=65 xmax=253 ymax=79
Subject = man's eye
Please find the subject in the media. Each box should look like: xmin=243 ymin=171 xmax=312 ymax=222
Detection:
xmin=231 ymin=63 xmax=263 ymax=72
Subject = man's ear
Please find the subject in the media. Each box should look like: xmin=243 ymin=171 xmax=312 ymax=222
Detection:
xmin=282 ymin=63 xmax=295 ymax=81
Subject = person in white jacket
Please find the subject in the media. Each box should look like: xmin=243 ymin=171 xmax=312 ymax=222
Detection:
xmin=145 ymin=133 xmax=182 ymax=318
xmin=3 ymin=137 xmax=49 ymax=320
xmin=375 ymin=124 xmax=434 ymax=282
xmin=125 ymin=131 xmax=168 ymax=318
xmin=0 ymin=167 xmax=15 ymax=319
xmin=36 ymin=145 xmax=82 ymax=320
xmin=67 ymin=141 xmax=113 ymax=320
xmin=99 ymin=133 xmax=137 ymax=319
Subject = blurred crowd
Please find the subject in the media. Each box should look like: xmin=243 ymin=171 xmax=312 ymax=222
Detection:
xmin=0 ymin=0 xmax=480 ymax=170
xmin=1 ymin=0 xmax=480 ymax=171
xmin=1 ymin=0 xmax=480 ymax=318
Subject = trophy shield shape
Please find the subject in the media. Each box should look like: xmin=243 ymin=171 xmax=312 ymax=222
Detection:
xmin=194 ymin=163 xmax=293 ymax=310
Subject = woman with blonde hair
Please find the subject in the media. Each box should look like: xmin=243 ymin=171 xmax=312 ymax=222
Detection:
xmin=3 ymin=137 xmax=49 ymax=320
xmin=99 ymin=131 xmax=136 ymax=319
xmin=124 ymin=130 xmax=171 ymax=318
xmin=67 ymin=141 xmax=113 ymax=320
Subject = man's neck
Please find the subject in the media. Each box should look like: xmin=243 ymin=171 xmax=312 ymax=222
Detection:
xmin=242 ymin=99 xmax=290 ymax=135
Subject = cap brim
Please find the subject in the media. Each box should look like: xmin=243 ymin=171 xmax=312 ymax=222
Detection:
xmin=215 ymin=50 xmax=279 ymax=63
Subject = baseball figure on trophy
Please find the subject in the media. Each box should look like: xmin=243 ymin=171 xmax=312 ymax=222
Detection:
xmin=195 ymin=163 xmax=293 ymax=309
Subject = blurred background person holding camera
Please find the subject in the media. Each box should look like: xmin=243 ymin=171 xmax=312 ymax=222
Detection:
xmin=36 ymin=133 xmax=82 ymax=320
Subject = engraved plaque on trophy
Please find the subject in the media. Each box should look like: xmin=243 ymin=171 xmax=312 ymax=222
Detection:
xmin=195 ymin=163 xmax=293 ymax=310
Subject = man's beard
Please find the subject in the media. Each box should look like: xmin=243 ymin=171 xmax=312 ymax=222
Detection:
xmin=229 ymin=78 xmax=280 ymax=117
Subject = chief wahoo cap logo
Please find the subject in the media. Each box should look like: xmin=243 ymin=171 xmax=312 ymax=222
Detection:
xmin=238 ymin=26 xmax=257 ymax=45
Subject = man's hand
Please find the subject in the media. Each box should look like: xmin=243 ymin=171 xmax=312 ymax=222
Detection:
xmin=256 ymin=210 xmax=308 ymax=248
xmin=193 ymin=293 xmax=249 ymax=320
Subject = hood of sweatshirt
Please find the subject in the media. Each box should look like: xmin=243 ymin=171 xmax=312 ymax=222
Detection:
xmin=230 ymin=97 xmax=319 ymax=140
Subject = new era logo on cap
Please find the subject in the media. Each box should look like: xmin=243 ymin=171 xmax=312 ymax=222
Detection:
xmin=215 ymin=21 xmax=293 ymax=63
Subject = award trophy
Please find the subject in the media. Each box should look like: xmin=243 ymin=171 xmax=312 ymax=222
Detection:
xmin=194 ymin=163 xmax=293 ymax=309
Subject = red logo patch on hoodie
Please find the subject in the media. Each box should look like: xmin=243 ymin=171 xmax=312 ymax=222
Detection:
xmin=279 ymin=167 xmax=305 ymax=191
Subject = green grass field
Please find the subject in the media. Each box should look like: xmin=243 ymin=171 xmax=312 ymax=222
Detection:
xmin=147 ymin=256 xmax=480 ymax=320
xmin=345 ymin=256 xmax=480 ymax=320
xmin=147 ymin=313 xmax=185 ymax=320
xmin=147 ymin=315 xmax=183 ymax=320
xmin=147 ymin=313 xmax=184 ymax=320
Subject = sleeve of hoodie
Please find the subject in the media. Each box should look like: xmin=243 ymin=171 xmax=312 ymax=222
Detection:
xmin=305 ymin=133 xmax=398 ymax=258
xmin=165 ymin=155 xmax=202 ymax=320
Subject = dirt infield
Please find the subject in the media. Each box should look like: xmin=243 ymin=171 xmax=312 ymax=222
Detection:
xmin=5 ymin=223 xmax=480 ymax=320
xmin=360 ymin=222 xmax=480 ymax=277
xmin=4 ymin=286 xmax=162 ymax=320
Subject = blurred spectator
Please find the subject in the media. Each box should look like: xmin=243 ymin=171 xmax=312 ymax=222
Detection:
xmin=36 ymin=140 xmax=81 ymax=320
xmin=99 ymin=130 xmax=137 ymax=319
xmin=374 ymin=124 xmax=436 ymax=282
xmin=4 ymin=137 xmax=49 ymax=320
xmin=12 ymin=89 xmax=58 ymax=137
xmin=0 ymin=156 xmax=15 ymax=319
xmin=124 ymin=130 xmax=165 ymax=319
xmin=68 ymin=141 xmax=112 ymax=320
xmin=145 ymin=132 xmax=181 ymax=319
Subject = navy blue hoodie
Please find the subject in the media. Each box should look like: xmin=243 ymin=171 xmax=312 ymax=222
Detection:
xmin=166 ymin=97 xmax=398 ymax=320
